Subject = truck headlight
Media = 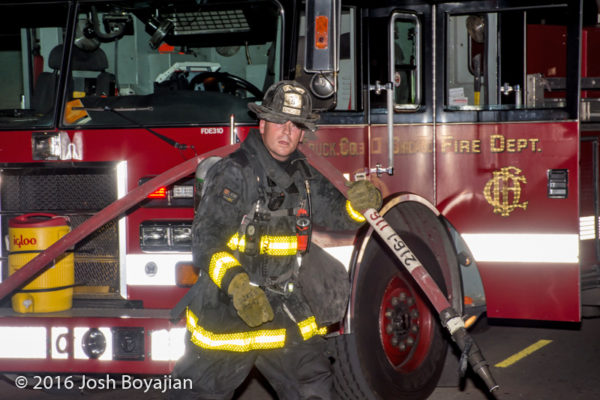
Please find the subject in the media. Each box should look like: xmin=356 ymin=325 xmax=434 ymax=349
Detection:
xmin=172 ymin=226 xmax=192 ymax=246
xmin=140 ymin=221 xmax=192 ymax=251
xmin=140 ymin=225 xmax=170 ymax=248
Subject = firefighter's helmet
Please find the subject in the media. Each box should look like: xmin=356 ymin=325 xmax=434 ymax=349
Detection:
xmin=248 ymin=80 xmax=319 ymax=132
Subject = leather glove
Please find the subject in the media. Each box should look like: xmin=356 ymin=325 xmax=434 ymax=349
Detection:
xmin=227 ymin=273 xmax=274 ymax=327
xmin=346 ymin=180 xmax=383 ymax=212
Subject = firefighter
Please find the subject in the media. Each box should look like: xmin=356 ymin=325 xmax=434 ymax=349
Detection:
xmin=170 ymin=80 xmax=382 ymax=400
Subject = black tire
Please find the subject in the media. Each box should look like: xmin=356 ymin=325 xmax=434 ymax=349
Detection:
xmin=332 ymin=202 xmax=455 ymax=400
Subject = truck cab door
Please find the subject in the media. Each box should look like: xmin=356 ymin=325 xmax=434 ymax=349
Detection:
xmin=435 ymin=2 xmax=581 ymax=322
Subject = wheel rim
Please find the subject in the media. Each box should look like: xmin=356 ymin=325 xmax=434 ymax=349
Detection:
xmin=378 ymin=274 xmax=435 ymax=371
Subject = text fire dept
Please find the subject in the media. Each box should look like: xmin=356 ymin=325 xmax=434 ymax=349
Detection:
xmin=440 ymin=134 xmax=541 ymax=153
xmin=307 ymin=133 xmax=541 ymax=157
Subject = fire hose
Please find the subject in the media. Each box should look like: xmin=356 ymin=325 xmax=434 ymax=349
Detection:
xmin=0 ymin=141 xmax=498 ymax=391
xmin=299 ymin=143 xmax=499 ymax=393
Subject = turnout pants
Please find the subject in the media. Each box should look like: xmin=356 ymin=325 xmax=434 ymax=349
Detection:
xmin=168 ymin=336 xmax=332 ymax=400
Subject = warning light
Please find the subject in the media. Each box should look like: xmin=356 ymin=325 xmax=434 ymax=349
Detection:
xmin=464 ymin=315 xmax=478 ymax=329
xmin=148 ymin=187 xmax=168 ymax=199
xmin=176 ymin=262 xmax=199 ymax=287
xmin=158 ymin=43 xmax=175 ymax=53
xmin=315 ymin=15 xmax=329 ymax=50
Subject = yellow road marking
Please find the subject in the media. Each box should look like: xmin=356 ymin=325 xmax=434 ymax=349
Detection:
xmin=495 ymin=339 xmax=552 ymax=368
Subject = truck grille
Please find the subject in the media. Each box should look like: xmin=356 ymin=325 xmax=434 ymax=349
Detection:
xmin=0 ymin=164 xmax=120 ymax=293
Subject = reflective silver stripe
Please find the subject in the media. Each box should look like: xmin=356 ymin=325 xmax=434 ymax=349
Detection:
xmin=461 ymin=233 xmax=578 ymax=263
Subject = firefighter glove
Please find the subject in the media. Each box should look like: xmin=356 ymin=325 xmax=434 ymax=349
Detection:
xmin=346 ymin=180 xmax=383 ymax=212
xmin=227 ymin=273 xmax=274 ymax=327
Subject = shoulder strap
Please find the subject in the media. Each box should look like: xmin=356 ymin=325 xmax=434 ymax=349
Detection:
xmin=230 ymin=147 xmax=269 ymax=200
xmin=228 ymin=148 xmax=250 ymax=167
xmin=291 ymin=158 xmax=313 ymax=181
xmin=170 ymin=271 xmax=204 ymax=322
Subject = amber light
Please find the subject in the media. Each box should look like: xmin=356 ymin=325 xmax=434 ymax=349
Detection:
xmin=148 ymin=187 xmax=168 ymax=199
xmin=464 ymin=315 xmax=478 ymax=329
xmin=315 ymin=15 xmax=329 ymax=50
xmin=176 ymin=262 xmax=199 ymax=287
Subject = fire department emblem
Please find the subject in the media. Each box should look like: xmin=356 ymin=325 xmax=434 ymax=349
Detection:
xmin=483 ymin=166 xmax=528 ymax=217
xmin=282 ymin=84 xmax=304 ymax=116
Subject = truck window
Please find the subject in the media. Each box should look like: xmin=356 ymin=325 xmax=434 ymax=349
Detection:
xmin=392 ymin=13 xmax=421 ymax=110
xmin=445 ymin=7 xmax=568 ymax=112
xmin=369 ymin=11 xmax=423 ymax=113
xmin=0 ymin=4 xmax=68 ymax=129
xmin=61 ymin=0 xmax=281 ymax=128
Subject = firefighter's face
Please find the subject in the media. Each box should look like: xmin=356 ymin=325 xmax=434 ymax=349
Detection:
xmin=259 ymin=119 xmax=305 ymax=161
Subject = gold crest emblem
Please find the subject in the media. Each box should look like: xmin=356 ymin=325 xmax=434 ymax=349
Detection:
xmin=483 ymin=166 xmax=528 ymax=217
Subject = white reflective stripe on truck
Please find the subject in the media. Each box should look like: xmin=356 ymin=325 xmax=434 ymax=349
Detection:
xmin=462 ymin=233 xmax=578 ymax=263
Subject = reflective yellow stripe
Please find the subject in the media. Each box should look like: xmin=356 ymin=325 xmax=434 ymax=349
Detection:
xmin=346 ymin=200 xmax=365 ymax=222
xmin=260 ymin=235 xmax=298 ymax=256
xmin=227 ymin=233 xmax=247 ymax=253
xmin=297 ymin=316 xmax=328 ymax=341
xmin=227 ymin=233 xmax=298 ymax=256
xmin=186 ymin=308 xmax=286 ymax=352
xmin=208 ymin=252 xmax=241 ymax=288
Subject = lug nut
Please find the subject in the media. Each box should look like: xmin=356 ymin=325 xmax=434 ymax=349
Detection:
xmin=391 ymin=297 xmax=400 ymax=306
xmin=385 ymin=308 xmax=394 ymax=318
xmin=411 ymin=309 xmax=419 ymax=319
xmin=406 ymin=337 xmax=415 ymax=347
xmin=386 ymin=324 xmax=393 ymax=334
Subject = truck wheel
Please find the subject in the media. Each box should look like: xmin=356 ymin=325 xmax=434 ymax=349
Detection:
xmin=332 ymin=203 xmax=451 ymax=400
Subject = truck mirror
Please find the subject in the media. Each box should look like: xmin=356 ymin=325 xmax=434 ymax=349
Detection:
xmin=304 ymin=0 xmax=340 ymax=73
xmin=310 ymin=73 xmax=335 ymax=99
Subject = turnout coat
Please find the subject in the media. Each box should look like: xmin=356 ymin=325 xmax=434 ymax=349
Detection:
xmin=187 ymin=130 xmax=362 ymax=352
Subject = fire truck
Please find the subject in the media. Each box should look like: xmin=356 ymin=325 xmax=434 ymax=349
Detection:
xmin=0 ymin=0 xmax=594 ymax=398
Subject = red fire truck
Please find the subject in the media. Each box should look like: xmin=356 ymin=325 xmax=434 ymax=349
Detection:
xmin=0 ymin=0 xmax=594 ymax=398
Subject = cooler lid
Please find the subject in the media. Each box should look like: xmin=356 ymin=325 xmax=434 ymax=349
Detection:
xmin=9 ymin=213 xmax=69 ymax=228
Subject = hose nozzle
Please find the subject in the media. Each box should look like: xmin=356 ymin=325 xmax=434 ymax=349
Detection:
xmin=441 ymin=308 xmax=499 ymax=392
